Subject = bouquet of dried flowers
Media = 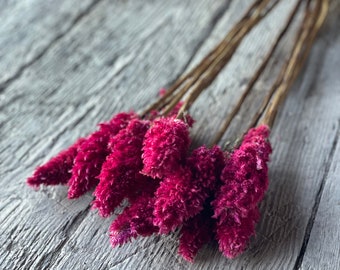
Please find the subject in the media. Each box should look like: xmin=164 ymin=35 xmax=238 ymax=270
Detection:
xmin=27 ymin=0 xmax=328 ymax=262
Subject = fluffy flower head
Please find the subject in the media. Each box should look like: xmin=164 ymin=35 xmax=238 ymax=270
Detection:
xmin=142 ymin=117 xmax=190 ymax=179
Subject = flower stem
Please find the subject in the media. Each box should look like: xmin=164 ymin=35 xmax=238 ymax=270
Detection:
xmin=140 ymin=0 xmax=279 ymax=118
xmin=218 ymin=0 xmax=328 ymax=150
xmin=176 ymin=0 xmax=279 ymax=119
xmin=211 ymin=0 xmax=303 ymax=146
xmin=260 ymin=0 xmax=328 ymax=128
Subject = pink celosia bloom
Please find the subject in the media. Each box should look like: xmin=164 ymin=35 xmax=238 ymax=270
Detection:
xmin=178 ymin=204 xmax=214 ymax=262
xmin=142 ymin=118 xmax=190 ymax=179
xmin=153 ymin=146 xmax=224 ymax=234
xmin=27 ymin=138 xmax=85 ymax=188
xmin=92 ymin=119 xmax=150 ymax=217
xmin=152 ymin=168 xmax=193 ymax=233
xmin=188 ymin=145 xmax=225 ymax=192
xmin=216 ymin=207 xmax=260 ymax=259
xmin=212 ymin=125 xmax=272 ymax=258
xmin=110 ymin=192 xmax=158 ymax=247
xmin=67 ymin=112 xmax=135 ymax=199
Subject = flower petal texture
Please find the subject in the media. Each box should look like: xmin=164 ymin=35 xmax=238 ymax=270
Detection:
xmin=92 ymin=119 xmax=150 ymax=217
xmin=178 ymin=204 xmax=214 ymax=262
xmin=110 ymin=186 xmax=159 ymax=246
xmin=153 ymin=145 xmax=225 ymax=234
xmin=27 ymin=138 xmax=85 ymax=188
xmin=67 ymin=112 xmax=135 ymax=199
xmin=142 ymin=118 xmax=191 ymax=179
xmin=213 ymin=125 xmax=272 ymax=258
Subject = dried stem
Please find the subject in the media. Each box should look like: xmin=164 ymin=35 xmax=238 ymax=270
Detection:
xmin=176 ymin=0 xmax=279 ymax=119
xmin=211 ymin=0 xmax=303 ymax=146
xmin=140 ymin=0 xmax=278 ymax=117
xmin=261 ymin=0 xmax=328 ymax=127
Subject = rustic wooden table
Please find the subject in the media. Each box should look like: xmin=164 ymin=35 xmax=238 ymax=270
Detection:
xmin=1 ymin=0 xmax=339 ymax=269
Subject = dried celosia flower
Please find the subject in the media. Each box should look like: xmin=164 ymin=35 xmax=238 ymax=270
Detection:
xmin=110 ymin=191 xmax=158 ymax=247
xmin=153 ymin=146 xmax=224 ymax=234
xmin=92 ymin=119 xmax=150 ymax=217
xmin=212 ymin=125 xmax=272 ymax=258
xmin=142 ymin=117 xmax=191 ymax=179
xmin=215 ymin=207 xmax=260 ymax=259
xmin=27 ymin=138 xmax=85 ymax=188
xmin=188 ymin=145 xmax=225 ymax=192
xmin=67 ymin=112 xmax=136 ymax=199
xmin=178 ymin=204 xmax=214 ymax=262
xmin=153 ymin=168 xmax=193 ymax=233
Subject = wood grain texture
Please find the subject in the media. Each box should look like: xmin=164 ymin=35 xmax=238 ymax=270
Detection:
xmin=0 ymin=0 xmax=99 ymax=87
xmin=0 ymin=0 xmax=339 ymax=269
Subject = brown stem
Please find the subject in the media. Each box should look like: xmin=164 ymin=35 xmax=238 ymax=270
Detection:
xmin=140 ymin=0 xmax=277 ymax=117
xmin=261 ymin=0 xmax=328 ymax=127
xmin=176 ymin=0 xmax=279 ymax=119
xmin=211 ymin=0 xmax=303 ymax=146
xmin=223 ymin=0 xmax=327 ymax=150
xmin=246 ymin=0 xmax=315 ymax=130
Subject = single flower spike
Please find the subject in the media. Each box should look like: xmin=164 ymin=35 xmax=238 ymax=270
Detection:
xmin=110 ymin=190 xmax=159 ymax=247
xmin=178 ymin=204 xmax=214 ymax=262
xmin=142 ymin=117 xmax=191 ymax=179
xmin=67 ymin=112 xmax=136 ymax=199
xmin=212 ymin=125 xmax=272 ymax=258
xmin=92 ymin=119 xmax=150 ymax=217
xmin=216 ymin=207 xmax=260 ymax=259
xmin=188 ymin=145 xmax=225 ymax=192
xmin=27 ymin=138 xmax=85 ymax=188
xmin=153 ymin=146 xmax=225 ymax=234
xmin=153 ymin=168 xmax=196 ymax=233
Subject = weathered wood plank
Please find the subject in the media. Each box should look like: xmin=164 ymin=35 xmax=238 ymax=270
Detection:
xmin=0 ymin=0 xmax=339 ymax=269
xmin=300 ymin=131 xmax=340 ymax=270
xmin=0 ymin=0 xmax=98 ymax=87
xmin=298 ymin=14 xmax=340 ymax=268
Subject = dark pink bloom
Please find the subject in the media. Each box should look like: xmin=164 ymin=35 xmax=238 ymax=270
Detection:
xmin=153 ymin=146 xmax=224 ymax=234
xmin=153 ymin=168 xmax=199 ymax=234
xmin=188 ymin=145 xmax=225 ymax=192
xmin=27 ymin=138 xmax=85 ymax=188
xmin=212 ymin=125 xmax=272 ymax=258
xmin=178 ymin=204 xmax=214 ymax=262
xmin=142 ymin=118 xmax=190 ymax=179
xmin=110 ymin=191 xmax=158 ymax=247
xmin=92 ymin=119 xmax=150 ymax=217
xmin=216 ymin=207 xmax=260 ymax=259
xmin=67 ymin=112 xmax=135 ymax=199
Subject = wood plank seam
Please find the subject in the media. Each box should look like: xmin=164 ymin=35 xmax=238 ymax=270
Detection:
xmin=293 ymin=121 xmax=340 ymax=270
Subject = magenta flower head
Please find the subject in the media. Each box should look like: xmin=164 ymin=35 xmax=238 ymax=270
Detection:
xmin=188 ymin=145 xmax=225 ymax=192
xmin=27 ymin=138 xmax=85 ymax=188
xmin=67 ymin=112 xmax=136 ymax=199
xmin=152 ymin=145 xmax=224 ymax=234
xmin=215 ymin=207 xmax=260 ymax=259
xmin=153 ymin=167 xmax=193 ymax=233
xmin=110 ymin=190 xmax=158 ymax=247
xmin=92 ymin=119 xmax=150 ymax=217
xmin=178 ymin=204 xmax=214 ymax=262
xmin=212 ymin=125 xmax=272 ymax=258
xmin=142 ymin=117 xmax=191 ymax=179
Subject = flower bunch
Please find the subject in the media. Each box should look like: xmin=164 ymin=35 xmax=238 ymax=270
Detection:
xmin=26 ymin=0 xmax=327 ymax=263
xmin=27 ymin=111 xmax=271 ymax=261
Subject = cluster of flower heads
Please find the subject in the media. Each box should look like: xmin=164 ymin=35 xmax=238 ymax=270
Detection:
xmin=27 ymin=102 xmax=272 ymax=262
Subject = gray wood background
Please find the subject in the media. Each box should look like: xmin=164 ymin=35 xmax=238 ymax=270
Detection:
xmin=0 ymin=0 xmax=339 ymax=269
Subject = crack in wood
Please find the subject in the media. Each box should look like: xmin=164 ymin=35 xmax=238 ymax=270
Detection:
xmin=293 ymin=121 xmax=340 ymax=270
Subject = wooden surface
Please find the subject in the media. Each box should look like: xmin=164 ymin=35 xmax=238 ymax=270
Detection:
xmin=0 ymin=0 xmax=339 ymax=269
